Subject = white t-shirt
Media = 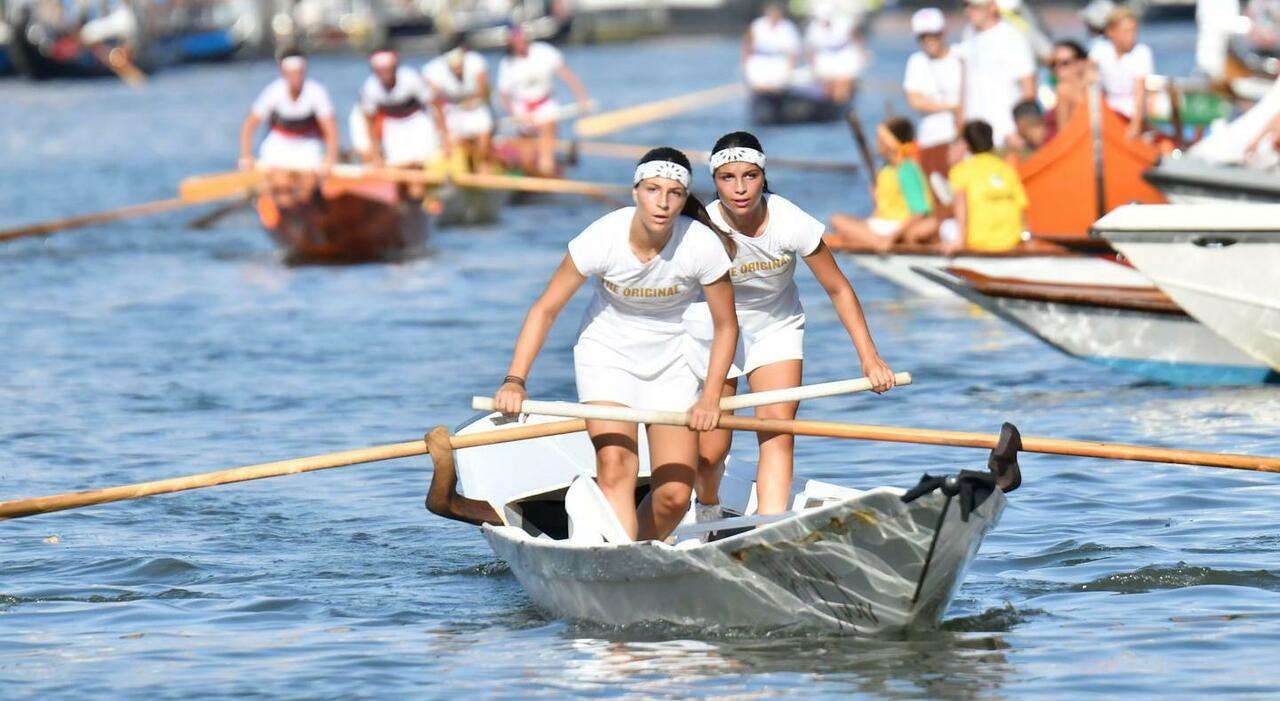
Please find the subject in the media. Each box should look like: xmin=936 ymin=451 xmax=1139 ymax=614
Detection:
xmin=804 ymin=14 xmax=854 ymax=52
xmin=497 ymin=42 xmax=564 ymax=105
xmin=424 ymin=51 xmax=489 ymax=104
xmin=251 ymin=78 xmax=335 ymax=126
xmin=749 ymin=17 xmax=802 ymax=56
xmin=903 ymin=49 xmax=964 ymax=148
xmin=1196 ymin=0 xmax=1240 ymax=80
xmin=958 ymin=20 xmax=1035 ymax=144
xmin=1090 ymin=41 xmax=1155 ymax=118
xmin=358 ymin=67 xmax=432 ymax=118
xmin=569 ymin=208 xmax=732 ymax=375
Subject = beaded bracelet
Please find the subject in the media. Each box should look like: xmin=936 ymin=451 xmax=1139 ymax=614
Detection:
xmin=502 ymin=375 xmax=526 ymax=388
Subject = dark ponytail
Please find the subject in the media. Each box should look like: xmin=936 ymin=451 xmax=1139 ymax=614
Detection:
xmin=710 ymin=130 xmax=771 ymax=194
xmin=637 ymin=147 xmax=736 ymax=259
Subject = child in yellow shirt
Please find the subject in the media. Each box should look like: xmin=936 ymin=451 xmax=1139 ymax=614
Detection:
xmin=946 ymin=120 xmax=1028 ymax=254
xmin=830 ymin=117 xmax=939 ymax=252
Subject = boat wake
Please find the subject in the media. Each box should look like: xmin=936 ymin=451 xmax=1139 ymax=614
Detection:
xmin=1072 ymin=563 xmax=1280 ymax=594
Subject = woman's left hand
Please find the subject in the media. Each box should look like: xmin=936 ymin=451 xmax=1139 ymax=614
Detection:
xmin=687 ymin=393 xmax=722 ymax=432
xmin=861 ymin=356 xmax=896 ymax=394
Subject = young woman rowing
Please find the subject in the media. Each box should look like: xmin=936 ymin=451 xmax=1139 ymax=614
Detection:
xmin=493 ymin=149 xmax=739 ymax=542
xmin=686 ymin=131 xmax=896 ymax=519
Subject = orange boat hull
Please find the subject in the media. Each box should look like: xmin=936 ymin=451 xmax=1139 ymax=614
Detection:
xmin=256 ymin=178 xmax=428 ymax=264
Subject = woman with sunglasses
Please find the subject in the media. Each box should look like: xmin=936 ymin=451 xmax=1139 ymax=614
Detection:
xmin=1046 ymin=39 xmax=1089 ymax=141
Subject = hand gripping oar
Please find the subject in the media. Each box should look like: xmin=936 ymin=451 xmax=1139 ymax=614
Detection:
xmin=0 ymin=374 xmax=903 ymax=522
xmin=467 ymin=398 xmax=1280 ymax=476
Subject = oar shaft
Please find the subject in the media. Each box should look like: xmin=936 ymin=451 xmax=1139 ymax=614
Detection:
xmin=575 ymin=84 xmax=744 ymax=138
xmin=475 ymin=401 xmax=1280 ymax=474
xmin=562 ymin=141 xmax=859 ymax=174
xmin=0 ymin=420 xmax=589 ymax=521
xmin=718 ymin=372 xmax=910 ymax=410
xmin=0 ymin=198 xmax=188 ymax=242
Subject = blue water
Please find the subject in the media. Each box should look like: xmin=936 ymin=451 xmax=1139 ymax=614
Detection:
xmin=3 ymin=14 xmax=1280 ymax=700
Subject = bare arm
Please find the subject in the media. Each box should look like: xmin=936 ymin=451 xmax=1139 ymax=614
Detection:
xmin=689 ymin=275 xmax=739 ymax=431
xmin=319 ymin=114 xmax=339 ymax=169
xmin=556 ymin=64 xmax=590 ymax=105
xmin=1127 ymin=76 xmax=1148 ymax=139
xmin=239 ymin=112 xmax=261 ymax=168
xmin=494 ymin=255 xmax=587 ymax=413
xmin=905 ymin=89 xmax=958 ymax=115
xmin=803 ymin=242 xmax=895 ymax=392
xmin=1018 ymin=74 xmax=1036 ymax=101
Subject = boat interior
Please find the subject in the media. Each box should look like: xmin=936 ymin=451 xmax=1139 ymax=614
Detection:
xmin=453 ymin=412 xmax=870 ymax=548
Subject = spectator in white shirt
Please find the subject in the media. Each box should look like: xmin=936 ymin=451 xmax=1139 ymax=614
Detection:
xmin=902 ymin=7 xmax=963 ymax=178
xmin=1089 ymin=6 xmax=1154 ymax=140
xmin=959 ymin=0 xmax=1036 ymax=148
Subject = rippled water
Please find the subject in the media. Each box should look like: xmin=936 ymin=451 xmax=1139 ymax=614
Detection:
xmin=4 ymin=15 xmax=1280 ymax=700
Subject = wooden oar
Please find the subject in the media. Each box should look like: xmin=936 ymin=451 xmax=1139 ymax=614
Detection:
xmin=0 ymin=171 xmax=264 ymax=243
xmin=559 ymin=140 xmax=860 ymax=174
xmin=496 ymin=99 xmax=599 ymax=133
xmin=845 ymin=105 xmax=878 ymax=178
xmin=575 ymin=83 xmax=745 ymax=138
xmin=468 ymin=399 xmax=1280 ymax=475
xmin=0 ymin=375 xmax=894 ymax=521
xmin=328 ymin=165 xmax=628 ymax=198
xmin=105 ymin=46 xmax=147 ymax=87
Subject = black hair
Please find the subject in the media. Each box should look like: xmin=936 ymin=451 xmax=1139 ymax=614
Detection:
xmin=710 ymin=130 xmax=771 ymax=193
xmin=884 ymin=116 xmax=915 ymax=144
xmin=276 ymin=46 xmax=306 ymax=62
xmin=637 ymin=147 xmax=736 ymax=259
xmin=961 ymin=120 xmax=995 ymax=154
xmin=1012 ymin=99 xmax=1043 ymax=123
xmin=1054 ymin=39 xmax=1088 ymax=61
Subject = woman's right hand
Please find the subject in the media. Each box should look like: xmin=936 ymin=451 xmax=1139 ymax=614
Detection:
xmin=494 ymin=382 xmax=527 ymax=415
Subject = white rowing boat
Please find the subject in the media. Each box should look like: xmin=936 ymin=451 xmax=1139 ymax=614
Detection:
xmin=439 ymin=410 xmax=1013 ymax=634
xmin=1096 ymin=204 xmax=1280 ymax=375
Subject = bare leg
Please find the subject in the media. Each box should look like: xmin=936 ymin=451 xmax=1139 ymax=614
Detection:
xmin=746 ymin=360 xmax=803 ymax=515
xmin=830 ymin=214 xmax=894 ymax=252
xmin=268 ymin=169 xmax=295 ymax=208
xmin=694 ymin=377 xmax=738 ymax=507
xmin=536 ymin=122 xmax=557 ymax=177
xmin=586 ymin=406 xmax=641 ymax=539
xmin=636 ymin=423 xmax=698 ymax=541
xmin=295 ymin=171 xmax=319 ymax=204
xmin=475 ymin=132 xmax=495 ymax=173
xmin=902 ymin=216 xmax=941 ymax=246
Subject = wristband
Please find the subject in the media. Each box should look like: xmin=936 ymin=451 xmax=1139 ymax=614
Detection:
xmin=502 ymin=375 xmax=526 ymax=388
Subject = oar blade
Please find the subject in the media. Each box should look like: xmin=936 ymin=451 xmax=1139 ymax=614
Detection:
xmin=179 ymin=171 xmax=265 ymax=204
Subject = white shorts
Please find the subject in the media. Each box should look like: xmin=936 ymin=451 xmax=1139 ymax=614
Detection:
xmin=813 ymin=47 xmax=866 ymax=81
xmin=258 ymin=132 xmax=324 ymax=170
xmin=868 ymin=217 xmax=900 ymax=237
xmin=684 ymin=307 xmax=805 ymax=380
xmin=445 ymin=104 xmax=495 ymax=140
xmin=380 ymin=111 xmax=440 ymax=166
xmin=574 ymin=354 xmax=702 ymax=411
xmin=745 ymin=55 xmax=792 ymax=91
xmin=939 ymin=218 xmax=961 ymax=244
xmin=514 ymin=97 xmax=560 ymax=134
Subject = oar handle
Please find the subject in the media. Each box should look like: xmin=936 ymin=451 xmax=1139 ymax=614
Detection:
xmin=471 ymin=373 xmax=908 ymax=417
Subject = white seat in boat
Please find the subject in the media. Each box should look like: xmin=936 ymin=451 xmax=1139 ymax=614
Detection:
xmin=564 ymin=476 xmax=633 ymax=545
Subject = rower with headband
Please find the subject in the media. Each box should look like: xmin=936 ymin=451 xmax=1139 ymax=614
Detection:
xmin=423 ymin=37 xmax=496 ymax=171
xmin=239 ymin=48 xmax=339 ymax=208
xmin=684 ymin=130 xmax=897 ymax=525
xmin=354 ymin=47 xmax=448 ymax=183
xmin=492 ymin=148 xmax=739 ymax=543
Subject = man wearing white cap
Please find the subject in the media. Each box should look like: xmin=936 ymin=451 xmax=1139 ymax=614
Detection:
xmin=424 ymin=38 xmax=495 ymax=170
xmin=902 ymin=7 xmax=962 ymax=170
xmin=239 ymin=50 xmax=340 ymax=207
xmin=357 ymin=49 xmax=447 ymax=169
xmin=958 ymin=0 xmax=1036 ymax=147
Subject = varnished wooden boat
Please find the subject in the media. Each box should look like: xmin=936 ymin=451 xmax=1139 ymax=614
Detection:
xmin=255 ymin=178 xmax=428 ymax=264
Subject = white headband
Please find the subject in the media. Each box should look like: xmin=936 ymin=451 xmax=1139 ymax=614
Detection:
xmin=709 ymin=147 xmax=767 ymax=174
xmin=633 ymin=160 xmax=691 ymax=188
xmin=370 ymin=50 xmax=397 ymax=69
xmin=280 ymin=56 xmax=307 ymax=71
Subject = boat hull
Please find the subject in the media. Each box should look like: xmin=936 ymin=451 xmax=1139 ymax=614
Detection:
xmin=750 ymin=89 xmax=847 ymax=125
xmin=1099 ymin=218 xmax=1280 ymax=372
xmin=920 ymin=268 xmax=1277 ymax=385
xmin=847 ymin=253 xmax=1150 ymax=298
xmin=1144 ymin=157 xmax=1280 ymax=205
xmin=256 ymin=178 xmax=428 ymax=264
xmin=484 ymin=486 xmax=1003 ymax=633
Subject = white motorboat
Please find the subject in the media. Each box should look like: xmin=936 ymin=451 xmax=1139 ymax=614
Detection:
xmin=427 ymin=411 xmax=1016 ymax=634
xmin=918 ymin=267 xmax=1277 ymax=385
xmin=1096 ymin=204 xmax=1280 ymax=374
